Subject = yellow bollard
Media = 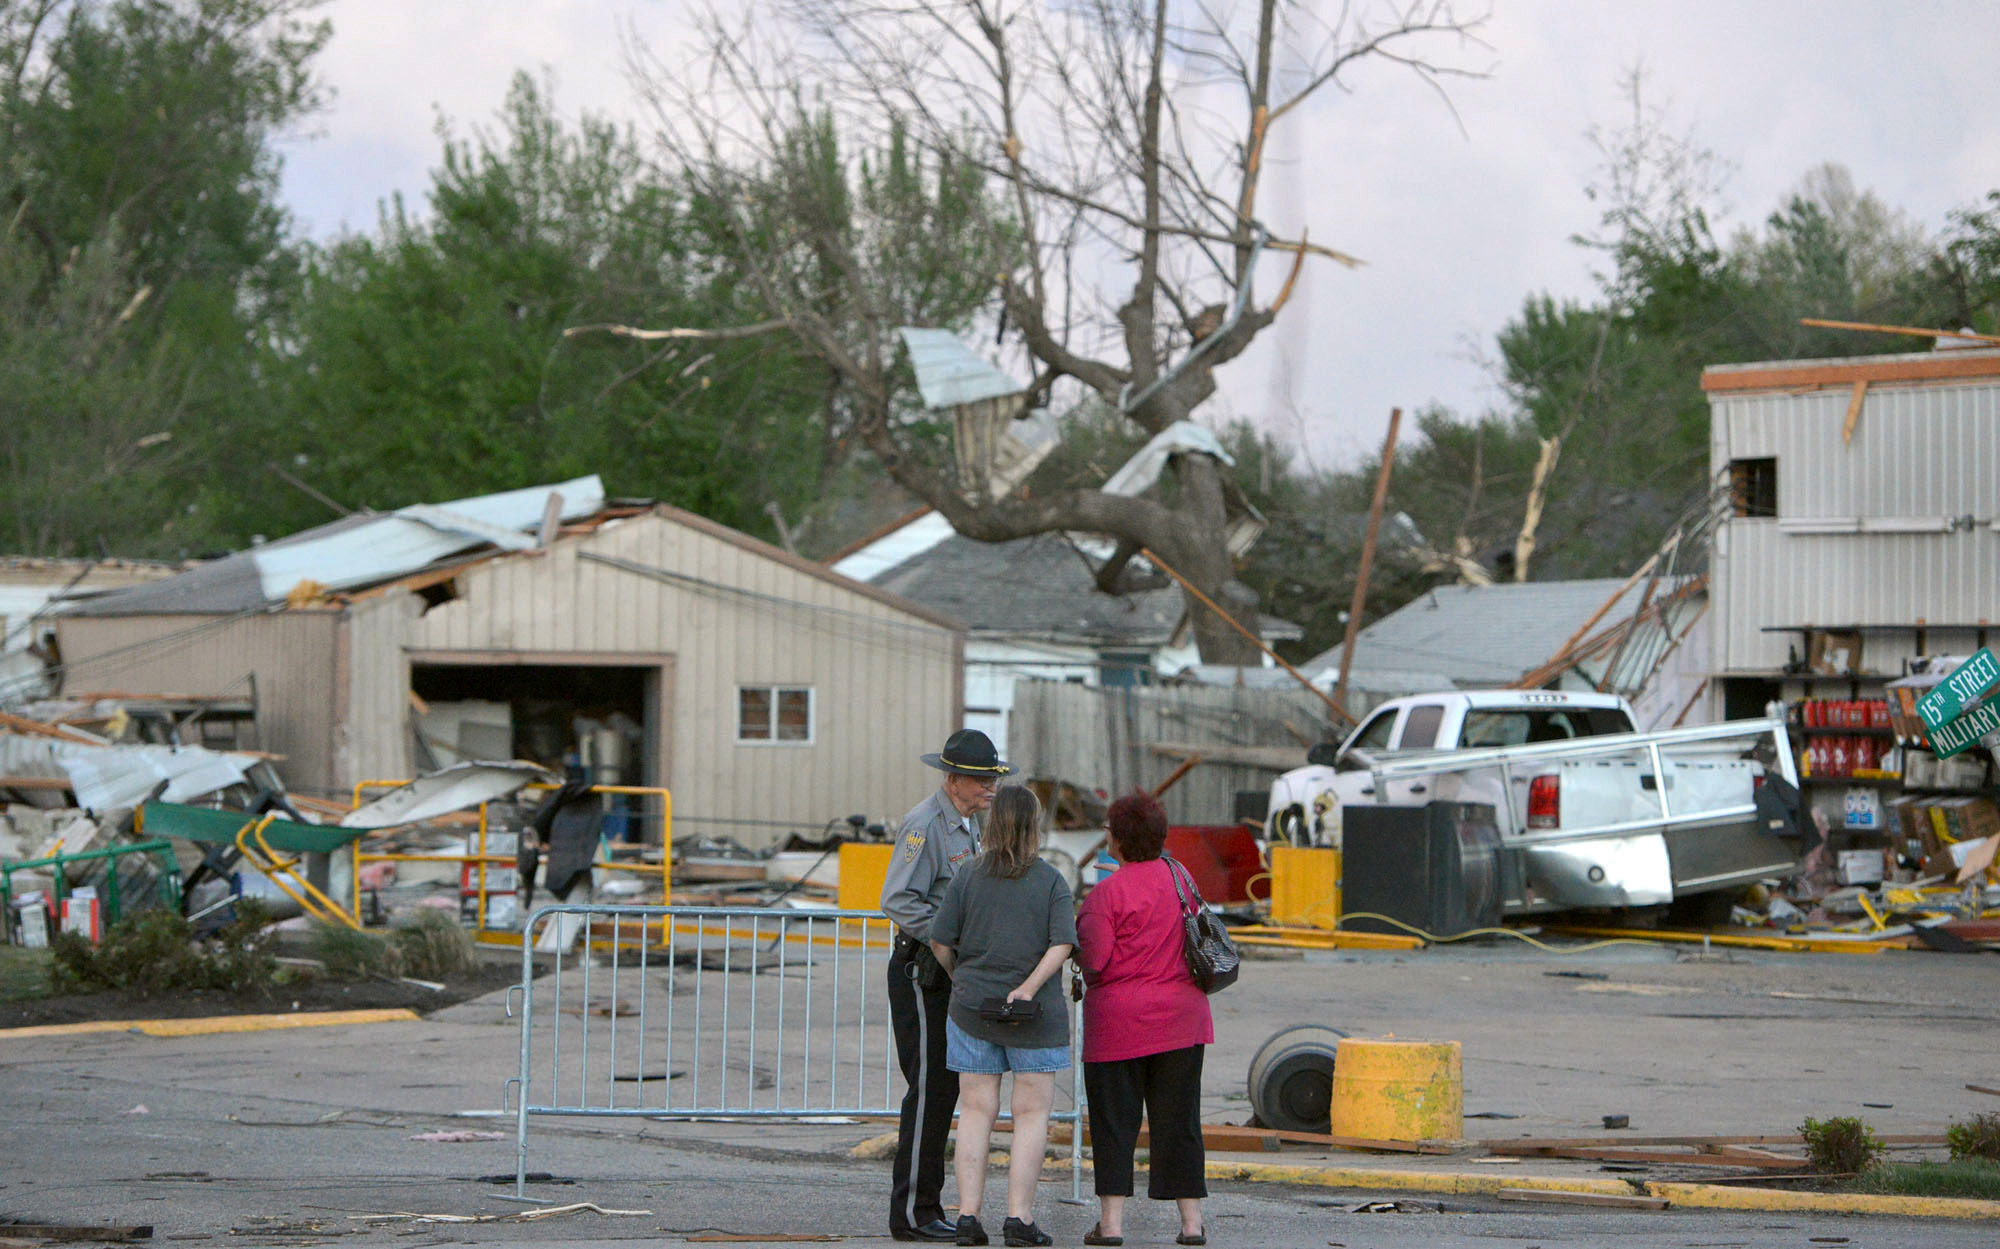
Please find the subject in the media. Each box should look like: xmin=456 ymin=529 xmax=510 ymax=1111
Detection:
xmin=1327 ymin=1037 xmax=1463 ymax=1142
xmin=837 ymin=843 xmax=895 ymax=912
xmin=1269 ymin=845 xmax=1340 ymax=929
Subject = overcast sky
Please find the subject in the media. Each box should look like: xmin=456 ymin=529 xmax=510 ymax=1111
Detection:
xmin=276 ymin=1 xmax=2000 ymax=471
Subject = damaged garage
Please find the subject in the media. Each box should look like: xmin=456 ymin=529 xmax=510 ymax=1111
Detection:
xmin=48 ymin=478 xmax=964 ymax=850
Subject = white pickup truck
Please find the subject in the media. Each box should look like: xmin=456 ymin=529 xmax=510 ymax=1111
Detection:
xmin=1267 ymin=690 xmax=1799 ymax=916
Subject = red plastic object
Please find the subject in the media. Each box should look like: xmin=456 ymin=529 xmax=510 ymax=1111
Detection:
xmin=1163 ymin=826 xmax=1271 ymax=905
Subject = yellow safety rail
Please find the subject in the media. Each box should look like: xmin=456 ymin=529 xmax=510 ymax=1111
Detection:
xmin=234 ymin=814 xmax=362 ymax=930
xmin=349 ymin=779 xmax=672 ymax=938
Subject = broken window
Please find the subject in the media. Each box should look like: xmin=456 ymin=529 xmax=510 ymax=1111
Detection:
xmin=739 ymin=685 xmax=813 ymax=743
xmin=1729 ymin=458 xmax=1778 ymax=518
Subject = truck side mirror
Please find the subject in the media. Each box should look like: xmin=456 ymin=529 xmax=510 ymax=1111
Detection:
xmin=1306 ymin=742 xmax=1341 ymax=768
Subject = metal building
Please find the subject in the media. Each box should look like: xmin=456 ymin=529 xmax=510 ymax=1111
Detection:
xmin=1705 ymin=346 xmax=2000 ymax=717
xmin=52 ymin=486 xmax=964 ymax=848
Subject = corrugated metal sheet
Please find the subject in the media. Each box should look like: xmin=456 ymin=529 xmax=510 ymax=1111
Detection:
xmin=52 ymin=613 xmax=344 ymax=796
xmin=899 ymin=328 xmax=1023 ymax=409
xmin=71 ymin=477 xmax=604 ymax=615
xmin=1711 ymin=376 xmax=2000 ymax=675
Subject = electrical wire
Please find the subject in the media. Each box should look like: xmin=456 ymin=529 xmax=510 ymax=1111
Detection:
xmin=1271 ymin=908 xmax=1669 ymax=954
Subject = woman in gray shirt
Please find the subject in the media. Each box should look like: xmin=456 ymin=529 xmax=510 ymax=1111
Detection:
xmin=930 ymin=786 xmax=1076 ymax=1247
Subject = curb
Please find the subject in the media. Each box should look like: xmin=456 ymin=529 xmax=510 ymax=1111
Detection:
xmin=1206 ymin=1159 xmax=2000 ymax=1221
xmin=0 ymin=1007 xmax=422 ymax=1039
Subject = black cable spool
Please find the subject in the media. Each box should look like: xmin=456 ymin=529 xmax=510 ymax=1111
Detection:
xmin=1246 ymin=1023 xmax=1348 ymax=1133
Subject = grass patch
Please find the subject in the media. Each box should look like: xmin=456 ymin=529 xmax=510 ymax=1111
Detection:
xmin=309 ymin=922 xmax=402 ymax=981
xmin=0 ymin=945 xmax=54 ymax=1002
xmin=1847 ymin=1159 xmax=2000 ymax=1201
xmin=390 ymin=910 xmax=479 ymax=981
xmin=307 ymin=911 xmax=480 ymax=983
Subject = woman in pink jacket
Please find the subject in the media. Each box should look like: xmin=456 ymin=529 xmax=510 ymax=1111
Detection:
xmin=1074 ymin=791 xmax=1211 ymax=1246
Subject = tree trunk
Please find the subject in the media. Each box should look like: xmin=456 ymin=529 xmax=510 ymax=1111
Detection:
xmin=1162 ymin=454 xmax=1264 ymax=666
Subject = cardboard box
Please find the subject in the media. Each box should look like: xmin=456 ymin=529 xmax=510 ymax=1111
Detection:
xmin=11 ymin=892 xmax=50 ymax=948
xmin=1809 ymin=630 xmax=1865 ymax=675
xmin=60 ymin=887 xmax=101 ymax=943
xmin=1837 ymin=849 xmax=1886 ymax=886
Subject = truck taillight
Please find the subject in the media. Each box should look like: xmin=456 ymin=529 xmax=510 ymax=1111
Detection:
xmin=1527 ymin=774 xmax=1560 ymax=829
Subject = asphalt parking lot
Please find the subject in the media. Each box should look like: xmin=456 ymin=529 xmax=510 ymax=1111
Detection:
xmin=4 ymin=937 xmax=1998 ymax=1246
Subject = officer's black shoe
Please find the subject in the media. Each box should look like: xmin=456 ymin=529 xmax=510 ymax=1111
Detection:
xmin=956 ymin=1214 xmax=990 ymax=1246
xmin=893 ymin=1219 xmax=961 ymax=1243
xmin=1002 ymin=1217 xmax=1052 ymax=1247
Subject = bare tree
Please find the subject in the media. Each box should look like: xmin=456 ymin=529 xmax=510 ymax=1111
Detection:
xmin=623 ymin=0 xmax=1487 ymax=662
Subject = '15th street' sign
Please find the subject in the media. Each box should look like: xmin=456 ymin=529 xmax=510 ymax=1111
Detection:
xmin=1915 ymin=648 xmax=2000 ymax=730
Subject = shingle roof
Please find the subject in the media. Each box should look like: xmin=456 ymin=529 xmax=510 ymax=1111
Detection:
xmin=871 ymin=533 xmax=1299 ymax=646
xmin=1300 ymin=578 xmax=1680 ymax=688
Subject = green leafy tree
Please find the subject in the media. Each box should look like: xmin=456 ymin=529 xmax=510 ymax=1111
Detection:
xmin=0 ymin=0 xmax=328 ymax=555
xmin=261 ymin=74 xmax=831 ymax=541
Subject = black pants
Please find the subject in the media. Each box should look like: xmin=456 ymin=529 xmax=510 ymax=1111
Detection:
xmin=888 ymin=936 xmax=958 ymax=1233
xmin=1084 ymin=1045 xmax=1208 ymax=1200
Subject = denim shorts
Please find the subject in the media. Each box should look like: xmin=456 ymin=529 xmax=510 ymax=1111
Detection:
xmin=945 ymin=1016 xmax=1071 ymax=1075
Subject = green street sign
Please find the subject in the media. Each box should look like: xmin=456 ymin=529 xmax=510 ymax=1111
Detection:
xmin=1916 ymin=647 xmax=2000 ymax=730
xmin=1928 ymin=698 xmax=2000 ymax=759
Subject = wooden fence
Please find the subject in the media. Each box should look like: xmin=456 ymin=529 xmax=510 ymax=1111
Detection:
xmin=1007 ymin=679 xmax=1350 ymax=825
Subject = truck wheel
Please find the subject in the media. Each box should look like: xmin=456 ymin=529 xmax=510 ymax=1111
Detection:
xmin=1247 ymin=1023 xmax=1349 ymax=1133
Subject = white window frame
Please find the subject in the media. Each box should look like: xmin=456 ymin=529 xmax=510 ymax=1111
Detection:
xmin=737 ymin=684 xmax=815 ymax=745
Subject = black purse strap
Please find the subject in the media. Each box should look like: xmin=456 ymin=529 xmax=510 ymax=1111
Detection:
xmin=1162 ymin=856 xmax=1203 ymax=917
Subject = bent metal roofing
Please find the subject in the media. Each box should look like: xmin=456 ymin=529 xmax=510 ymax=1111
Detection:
xmin=66 ymin=478 xmax=607 ymax=616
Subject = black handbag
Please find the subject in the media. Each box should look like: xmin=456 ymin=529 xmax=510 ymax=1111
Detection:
xmin=1164 ymin=857 xmax=1240 ymax=994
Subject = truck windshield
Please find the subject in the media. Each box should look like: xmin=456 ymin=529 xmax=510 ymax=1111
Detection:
xmin=1460 ymin=707 xmax=1636 ymax=748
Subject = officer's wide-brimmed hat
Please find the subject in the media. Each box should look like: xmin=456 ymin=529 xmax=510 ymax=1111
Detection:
xmin=921 ymin=728 xmax=1013 ymax=777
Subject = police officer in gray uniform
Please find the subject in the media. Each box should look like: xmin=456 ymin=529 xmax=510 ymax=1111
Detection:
xmin=882 ymin=729 xmax=1011 ymax=1241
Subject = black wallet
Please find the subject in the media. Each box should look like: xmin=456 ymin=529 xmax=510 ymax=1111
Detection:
xmin=978 ymin=996 xmax=1041 ymax=1024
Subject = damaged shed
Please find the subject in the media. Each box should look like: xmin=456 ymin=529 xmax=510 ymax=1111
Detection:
xmin=49 ymin=479 xmax=964 ymax=849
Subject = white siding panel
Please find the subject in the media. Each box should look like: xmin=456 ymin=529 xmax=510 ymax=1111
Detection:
xmin=1712 ymin=377 xmax=2000 ymax=677
xmin=52 ymin=613 xmax=343 ymax=797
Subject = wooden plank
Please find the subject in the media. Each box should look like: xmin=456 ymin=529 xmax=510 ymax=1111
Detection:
xmin=0 ymin=711 xmax=104 ymax=746
xmin=1841 ymin=378 xmax=1870 ymax=444
xmin=1495 ymin=1190 xmax=1668 ymax=1210
xmin=0 ymin=775 xmax=72 ymax=791
xmin=1701 ymin=351 xmax=2000 ymax=392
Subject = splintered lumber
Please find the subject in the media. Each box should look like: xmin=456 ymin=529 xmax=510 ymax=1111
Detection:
xmin=1198 ymin=1124 xmax=1458 ymax=1155
xmin=1496 ymin=1190 xmax=1668 ymax=1210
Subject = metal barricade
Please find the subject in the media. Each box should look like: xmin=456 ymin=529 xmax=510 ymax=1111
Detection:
xmin=505 ymin=903 xmax=1085 ymax=1204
